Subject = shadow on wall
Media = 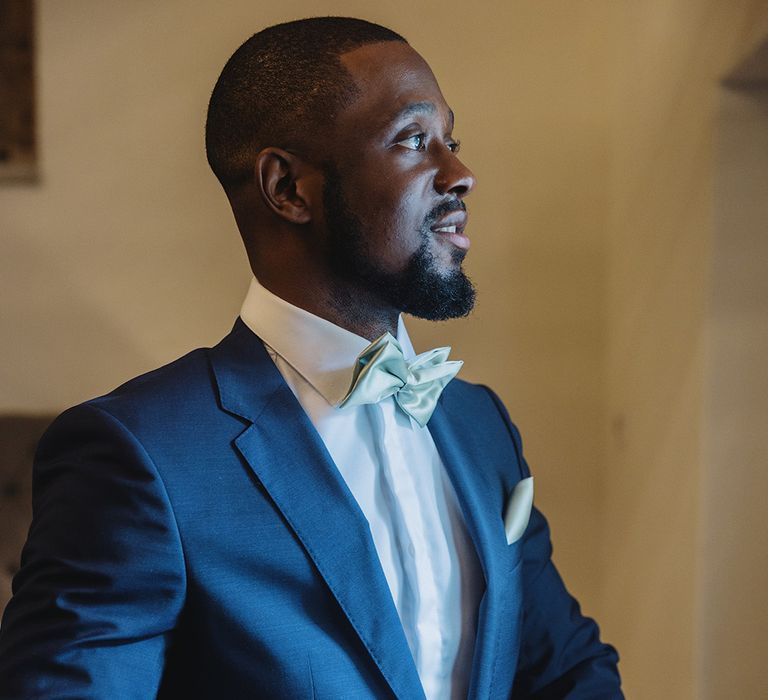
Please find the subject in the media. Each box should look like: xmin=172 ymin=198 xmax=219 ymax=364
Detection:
xmin=0 ymin=416 xmax=54 ymax=613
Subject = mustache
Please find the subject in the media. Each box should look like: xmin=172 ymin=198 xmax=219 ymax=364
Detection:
xmin=424 ymin=199 xmax=467 ymax=227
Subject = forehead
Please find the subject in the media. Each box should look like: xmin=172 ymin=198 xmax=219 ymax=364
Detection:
xmin=338 ymin=42 xmax=451 ymax=130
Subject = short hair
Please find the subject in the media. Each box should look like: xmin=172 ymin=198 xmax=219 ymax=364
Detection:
xmin=205 ymin=17 xmax=406 ymax=191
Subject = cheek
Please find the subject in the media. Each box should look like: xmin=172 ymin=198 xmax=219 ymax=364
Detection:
xmin=370 ymin=195 xmax=425 ymax=267
xmin=340 ymin=163 xmax=429 ymax=267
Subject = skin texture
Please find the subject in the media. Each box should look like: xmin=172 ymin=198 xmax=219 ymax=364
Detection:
xmin=228 ymin=41 xmax=476 ymax=340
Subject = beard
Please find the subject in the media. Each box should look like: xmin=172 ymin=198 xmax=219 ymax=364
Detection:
xmin=322 ymin=162 xmax=476 ymax=321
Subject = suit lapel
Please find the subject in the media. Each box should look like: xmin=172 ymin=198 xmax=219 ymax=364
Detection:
xmin=428 ymin=386 xmax=515 ymax=700
xmin=209 ymin=320 xmax=425 ymax=700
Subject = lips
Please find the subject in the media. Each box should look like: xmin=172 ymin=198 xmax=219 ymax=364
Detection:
xmin=430 ymin=211 xmax=470 ymax=250
xmin=430 ymin=212 xmax=468 ymax=235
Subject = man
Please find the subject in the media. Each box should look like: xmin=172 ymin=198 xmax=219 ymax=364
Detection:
xmin=0 ymin=17 xmax=622 ymax=699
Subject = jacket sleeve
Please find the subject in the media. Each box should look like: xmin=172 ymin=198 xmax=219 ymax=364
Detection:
xmin=483 ymin=387 xmax=624 ymax=699
xmin=0 ymin=403 xmax=186 ymax=700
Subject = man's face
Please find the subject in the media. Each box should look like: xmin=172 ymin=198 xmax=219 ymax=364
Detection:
xmin=318 ymin=41 xmax=477 ymax=320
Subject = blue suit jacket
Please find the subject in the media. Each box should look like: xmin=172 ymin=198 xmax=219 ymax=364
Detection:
xmin=0 ymin=320 xmax=621 ymax=699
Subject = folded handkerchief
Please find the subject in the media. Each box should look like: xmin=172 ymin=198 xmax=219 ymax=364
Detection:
xmin=504 ymin=476 xmax=534 ymax=544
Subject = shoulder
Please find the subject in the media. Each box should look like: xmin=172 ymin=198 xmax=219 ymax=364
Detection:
xmin=88 ymin=346 xmax=215 ymax=427
xmin=47 ymin=322 xmax=250 ymax=447
xmin=35 ymin=347 xmax=211 ymax=460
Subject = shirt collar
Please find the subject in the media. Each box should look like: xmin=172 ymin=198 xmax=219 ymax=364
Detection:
xmin=239 ymin=276 xmax=416 ymax=406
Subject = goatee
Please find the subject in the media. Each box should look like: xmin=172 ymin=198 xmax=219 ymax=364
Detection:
xmin=322 ymin=162 xmax=476 ymax=321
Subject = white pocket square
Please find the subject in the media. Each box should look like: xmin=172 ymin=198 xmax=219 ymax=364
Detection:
xmin=504 ymin=476 xmax=534 ymax=544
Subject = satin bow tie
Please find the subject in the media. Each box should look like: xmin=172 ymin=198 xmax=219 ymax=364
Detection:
xmin=337 ymin=332 xmax=462 ymax=427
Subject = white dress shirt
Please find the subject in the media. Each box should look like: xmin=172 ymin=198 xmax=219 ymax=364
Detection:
xmin=240 ymin=277 xmax=483 ymax=700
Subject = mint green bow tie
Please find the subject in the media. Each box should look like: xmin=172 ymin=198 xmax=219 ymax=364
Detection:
xmin=337 ymin=332 xmax=462 ymax=427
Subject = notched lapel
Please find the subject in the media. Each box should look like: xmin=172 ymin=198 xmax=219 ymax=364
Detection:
xmin=208 ymin=320 xmax=425 ymax=700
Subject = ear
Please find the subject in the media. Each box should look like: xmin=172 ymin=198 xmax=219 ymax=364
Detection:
xmin=255 ymin=147 xmax=318 ymax=225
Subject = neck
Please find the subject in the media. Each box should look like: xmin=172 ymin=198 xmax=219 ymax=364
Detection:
xmin=246 ymin=228 xmax=402 ymax=340
xmin=326 ymin=282 xmax=400 ymax=340
xmin=256 ymin=271 xmax=399 ymax=342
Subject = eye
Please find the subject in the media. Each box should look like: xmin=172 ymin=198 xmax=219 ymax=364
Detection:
xmin=447 ymin=139 xmax=461 ymax=154
xmin=397 ymin=133 xmax=427 ymax=151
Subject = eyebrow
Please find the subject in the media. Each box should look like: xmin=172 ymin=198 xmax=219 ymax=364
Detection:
xmin=392 ymin=101 xmax=455 ymax=129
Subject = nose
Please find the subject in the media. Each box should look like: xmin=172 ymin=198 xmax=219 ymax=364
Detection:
xmin=434 ymin=149 xmax=476 ymax=198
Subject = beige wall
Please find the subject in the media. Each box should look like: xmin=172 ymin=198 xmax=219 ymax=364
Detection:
xmin=601 ymin=2 xmax=768 ymax=699
xmin=2 ymin=1 xmax=767 ymax=697
xmin=699 ymin=84 xmax=768 ymax=700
